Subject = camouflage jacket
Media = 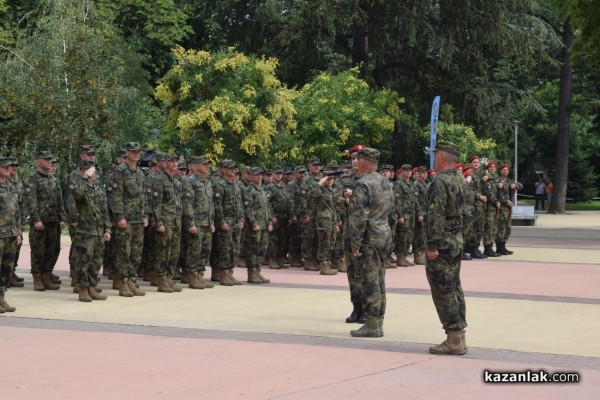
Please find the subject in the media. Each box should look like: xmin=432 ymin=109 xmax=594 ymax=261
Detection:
xmin=243 ymin=183 xmax=273 ymax=230
xmin=213 ymin=176 xmax=244 ymax=227
xmin=8 ymin=178 xmax=27 ymax=227
xmin=23 ymin=169 xmax=66 ymax=224
xmin=108 ymin=163 xmax=148 ymax=224
xmin=482 ymin=172 xmax=499 ymax=207
xmin=498 ymin=178 xmax=523 ymax=208
xmin=298 ymin=173 xmax=320 ymax=220
xmin=425 ymin=168 xmax=465 ymax=251
xmin=182 ymin=174 xmax=214 ymax=229
xmin=461 ymin=178 xmax=475 ymax=219
xmin=309 ymin=183 xmax=339 ymax=222
xmin=394 ymin=178 xmax=418 ymax=220
xmin=286 ymin=179 xmax=302 ymax=219
xmin=413 ymin=179 xmax=428 ymax=217
xmin=266 ymin=182 xmax=291 ymax=220
xmin=71 ymin=176 xmax=111 ymax=237
xmin=149 ymin=172 xmax=182 ymax=229
xmin=471 ymin=169 xmax=484 ymax=208
xmin=0 ymin=179 xmax=22 ymax=237
xmin=349 ymin=171 xmax=394 ymax=253
xmin=144 ymin=170 xmax=160 ymax=225
xmin=339 ymin=171 xmax=358 ymax=228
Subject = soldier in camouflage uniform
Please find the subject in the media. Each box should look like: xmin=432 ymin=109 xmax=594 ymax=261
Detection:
xmin=108 ymin=142 xmax=148 ymax=297
xmin=378 ymin=164 xmax=397 ymax=268
xmin=286 ymin=166 xmax=306 ymax=267
xmin=348 ymin=148 xmax=394 ymax=338
xmin=394 ymin=164 xmax=419 ymax=267
xmin=7 ymin=157 xmax=25 ymax=288
xmin=310 ymin=172 xmax=341 ymax=275
xmin=466 ymin=156 xmax=487 ymax=259
xmin=142 ymin=152 xmax=162 ymax=282
xmin=460 ymin=166 xmax=476 ymax=261
xmin=425 ymin=141 xmax=468 ymax=355
xmin=266 ymin=166 xmax=291 ymax=269
xmin=482 ymin=161 xmax=501 ymax=257
xmin=411 ymin=166 xmax=429 ymax=265
xmin=175 ymin=157 xmax=188 ymax=281
xmin=326 ymin=162 xmax=346 ymax=272
xmin=102 ymin=149 xmax=126 ymax=279
xmin=23 ymin=151 xmax=67 ymax=291
xmin=70 ymin=162 xmax=111 ymax=302
xmin=213 ymin=160 xmax=245 ymax=286
xmin=181 ymin=155 xmax=216 ymax=289
xmin=149 ymin=153 xmax=184 ymax=292
xmin=496 ymin=163 xmax=523 ymax=255
xmin=0 ymin=157 xmax=22 ymax=313
xmin=242 ymin=167 xmax=273 ymax=283
xmin=298 ymin=159 xmax=321 ymax=271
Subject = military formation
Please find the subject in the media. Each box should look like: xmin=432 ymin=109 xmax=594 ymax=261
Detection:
xmin=0 ymin=141 xmax=522 ymax=355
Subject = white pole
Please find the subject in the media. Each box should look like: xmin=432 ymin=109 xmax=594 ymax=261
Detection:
xmin=514 ymin=121 xmax=520 ymax=207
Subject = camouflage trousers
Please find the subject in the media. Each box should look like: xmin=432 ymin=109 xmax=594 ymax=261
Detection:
xmin=316 ymin=218 xmax=336 ymax=262
xmin=154 ymin=225 xmax=181 ymax=277
xmin=425 ymin=248 xmax=467 ymax=331
xmin=29 ymin=222 xmax=61 ymax=275
xmin=103 ymin=227 xmax=116 ymax=275
xmin=113 ymin=223 xmax=145 ymax=279
xmin=344 ymin=237 xmax=362 ymax=304
xmin=300 ymin=220 xmax=318 ymax=260
xmin=245 ymin=229 xmax=269 ymax=268
xmin=394 ymin=218 xmax=414 ymax=256
xmin=269 ymin=218 xmax=289 ymax=258
xmin=332 ymin=220 xmax=344 ymax=260
xmin=141 ymin=225 xmax=156 ymax=276
xmin=495 ymin=207 xmax=511 ymax=243
xmin=461 ymin=216 xmax=473 ymax=248
xmin=216 ymin=226 xmax=241 ymax=270
xmin=73 ymin=233 xmax=104 ymax=287
xmin=354 ymin=244 xmax=386 ymax=318
xmin=412 ymin=219 xmax=425 ymax=253
xmin=0 ymin=236 xmax=18 ymax=292
xmin=287 ymin=221 xmax=301 ymax=257
xmin=68 ymin=226 xmax=76 ymax=275
xmin=14 ymin=240 xmax=22 ymax=269
xmin=483 ymin=208 xmax=498 ymax=245
xmin=178 ymin=226 xmax=187 ymax=273
xmin=185 ymin=226 xmax=213 ymax=273
xmin=468 ymin=206 xmax=485 ymax=247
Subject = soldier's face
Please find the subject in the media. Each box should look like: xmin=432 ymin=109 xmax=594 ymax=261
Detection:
xmin=402 ymin=170 xmax=412 ymax=180
xmin=8 ymin=165 xmax=17 ymax=178
xmin=487 ymin=165 xmax=496 ymax=174
xmin=251 ymin=174 xmax=262 ymax=186
xmin=501 ymin=167 xmax=509 ymax=177
xmin=295 ymin=172 xmax=305 ymax=180
xmin=80 ymin=152 xmax=95 ymax=162
xmin=37 ymin=158 xmax=52 ymax=172
xmin=351 ymin=156 xmax=358 ymax=170
xmin=419 ymin=171 xmax=428 ymax=181
xmin=273 ymin=172 xmax=283 ymax=183
xmin=0 ymin=166 xmax=9 ymax=178
xmin=470 ymin=159 xmax=481 ymax=170
xmin=165 ymin=159 xmax=178 ymax=175
xmin=127 ymin=150 xmax=141 ymax=162
xmin=197 ymin=162 xmax=210 ymax=175
xmin=309 ymin=163 xmax=320 ymax=174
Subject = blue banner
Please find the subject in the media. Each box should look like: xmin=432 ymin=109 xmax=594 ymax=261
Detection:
xmin=430 ymin=96 xmax=440 ymax=169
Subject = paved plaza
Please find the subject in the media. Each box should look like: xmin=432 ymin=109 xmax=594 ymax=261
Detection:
xmin=2 ymin=211 xmax=599 ymax=399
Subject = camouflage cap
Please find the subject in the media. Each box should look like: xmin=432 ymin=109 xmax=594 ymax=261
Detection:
xmin=327 ymin=161 xmax=339 ymax=169
xmin=283 ymin=169 xmax=292 ymax=174
xmin=164 ymin=153 xmax=179 ymax=161
xmin=356 ymin=147 xmax=380 ymax=164
xmin=79 ymin=144 xmax=96 ymax=154
xmin=219 ymin=159 xmax=236 ymax=169
xmin=272 ymin=166 xmax=283 ymax=173
xmin=78 ymin=159 xmax=96 ymax=169
xmin=249 ymin=167 xmax=263 ymax=175
xmin=263 ymin=169 xmax=272 ymax=175
xmin=294 ymin=165 xmax=306 ymax=173
xmin=307 ymin=158 xmax=320 ymax=165
xmin=210 ymin=167 xmax=219 ymax=176
xmin=125 ymin=142 xmax=141 ymax=151
xmin=177 ymin=157 xmax=187 ymax=169
xmin=418 ymin=166 xmax=428 ymax=173
xmin=36 ymin=150 xmax=54 ymax=159
xmin=188 ymin=155 xmax=211 ymax=164
xmin=116 ymin=149 xmax=127 ymax=158
xmin=340 ymin=161 xmax=352 ymax=169
xmin=8 ymin=156 xmax=19 ymax=166
xmin=433 ymin=141 xmax=460 ymax=158
xmin=379 ymin=164 xmax=393 ymax=171
xmin=0 ymin=157 xmax=12 ymax=167
xmin=401 ymin=163 xmax=412 ymax=171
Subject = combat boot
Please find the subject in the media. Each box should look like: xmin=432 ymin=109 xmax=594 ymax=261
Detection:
xmin=429 ymin=330 xmax=467 ymax=355
xmin=41 ymin=273 xmax=60 ymax=290
xmin=319 ymin=261 xmax=337 ymax=276
xmin=502 ymin=242 xmax=514 ymax=255
xmin=188 ymin=272 xmax=205 ymax=289
xmin=88 ymin=286 xmax=107 ymax=300
xmin=128 ymin=277 xmax=146 ymax=296
xmin=495 ymin=242 xmax=508 ymax=256
xmin=396 ymin=255 xmax=412 ymax=267
xmin=180 ymin=270 xmax=190 ymax=284
xmin=413 ymin=252 xmax=426 ymax=265
xmin=228 ymin=269 xmax=242 ymax=285
xmin=350 ymin=315 xmax=381 ymax=338
xmin=389 ymin=253 xmax=398 ymax=263
xmin=379 ymin=316 xmax=384 ymax=337
xmin=289 ymin=255 xmax=303 ymax=268
xmin=483 ymin=244 xmax=500 ymax=257
xmin=219 ymin=270 xmax=234 ymax=286
xmin=462 ymin=248 xmax=473 ymax=260
xmin=118 ymin=278 xmax=134 ymax=297
xmin=406 ymin=255 xmax=416 ymax=266
xmin=10 ymin=273 xmax=24 ymax=288
xmin=0 ymin=292 xmax=16 ymax=312
xmin=155 ymin=276 xmax=172 ymax=293
xmin=268 ymin=258 xmax=281 ymax=269
xmin=470 ymin=246 xmax=485 ymax=259
xmin=13 ymin=272 xmax=24 ymax=282
xmin=78 ymin=286 xmax=92 ymax=302
xmin=211 ymin=267 xmax=221 ymax=282
xmin=275 ymin=257 xmax=289 ymax=269
xmin=166 ymin=275 xmax=183 ymax=292
xmin=387 ymin=258 xmax=398 ymax=268
xmin=303 ymin=258 xmax=319 ymax=271
xmin=256 ymin=268 xmax=270 ymax=283
xmin=50 ymin=272 xmax=62 ymax=284
xmin=332 ymin=258 xmax=347 ymax=272
xmin=32 ymin=274 xmax=45 ymax=291
xmin=345 ymin=303 xmax=362 ymax=323
xmin=112 ymin=278 xmax=120 ymax=289
xmin=198 ymin=271 xmax=214 ymax=288
xmin=247 ymin=268 xmax=263 ymax=284
xmin=0 ymin=304 xmax=4 ymax=313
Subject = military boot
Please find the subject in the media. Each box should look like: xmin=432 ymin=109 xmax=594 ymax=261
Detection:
xmin=188 ymin=272 xmax=205 ymax=289
xmin=180 ymin=270 xmax=190 ymax=284
xmin=50 ymin=272 xmax=62 ymax=284
xmin=211 ymin=267 xmax=221 ymax=282
xmin=471 ymin=246 xmax=485 ymax=259
xmin=319 ymin=261 xmax=337 ymax=275
xmin=495 ymin=242 xmax=508 ymax=256
xmin=462 ymin=248 xmax=473 ymax=260
xmin=41 ymin=273 xmax=60 ymax=290
xmin=303 ymin=258 xmax=319 ymax=271
xmin=32 ymin=274 xmax=45 ymax=291
xmin=118 ymin=278 xmax=133 ymax=297
xmin=429 ymin=330 xmax=467 ymax=355
xmin=0 ymin=303 xmax=4 ymax=313
xmin=387 ymin=258 xmax=398 ymax=268
xmin=389 ymin=253 xmax=398 ymax=263
xmin=228 ymin=268 xmax=242 ymax=285
xmin=0 ymin=292 xmax=16 ymax=312
xmin=89 ymin=286 xmax=107 ymax=300
xmin=413 ymin=252 xmax=426 ymax=265
xmin=166 ymin=275 xmax=183 ymax=292
xmin=378 ymin=317 xmax=384 ymax=337
xmin=112 ymin=278 xmax=120 ymax=289
xmin=219 ymin=270 xmax=234 ymax=286
xmin=155 ymin=276 xmax=172 ymax=293
xmin=483 ymin=244 xmax=500 ymax=257
xmin=289 ymin=255 xmax=303 ymax=268
xmin=198 ymin=271 xmax=214 ymax=288
xmin=78 ymin=286 xmax=92 ymax=302
xmin=268 ymin=258 xmax=281 ymax=269
xmin=502 ymin=242 xmax=514 ymax=255
xmin=256 ymin=267 xmax=271 ymax=283
xmin=247 ymin=268 xmax=263 ymax=284
xmin=345 ymin=302 xmax=362 ymax=323
xmin=350 ymin=315 xmax=381 ymax=338
xmin=396 ymin=255 xmax=412 ymax=267
xmin=275 ymin=257 xmax=290 ymax=269
xmin=128 ymin=277 xmax=146 ymax=296
xmin=331 ymin=258 xmax=347 ymax=272
xmin=10 ymin=273 xmax=24 ymax=288
xmin=13 ymin=272 xmax=24 ymax=282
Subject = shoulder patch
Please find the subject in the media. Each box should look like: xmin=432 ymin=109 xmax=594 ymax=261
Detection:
xmin=153 ymin=191 xmax=159 ymax=197
xmin=215 ymin=193 xmax=221 ymax=198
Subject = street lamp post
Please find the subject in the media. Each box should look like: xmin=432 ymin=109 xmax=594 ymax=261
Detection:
xmin=514 ymin=120 xmax=520 ymax=207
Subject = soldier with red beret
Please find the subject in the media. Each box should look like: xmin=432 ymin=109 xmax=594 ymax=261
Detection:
xmin=496 ymin=163 xmax=523 ymax=255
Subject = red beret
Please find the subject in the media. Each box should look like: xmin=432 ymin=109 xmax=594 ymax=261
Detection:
xmin=500 ymin=163 xmax=509 ymax=170
xmin=462 ymin=165 xmax=471 ymax=172
xmin=469 ymin=155 xmax=480 ymax=163
xmin=486 ymin=161 xmax=496 ymax=169
xmin=428 ymin=168 xmax=435 ymax=174
xmin=455 ymin=163 xmax=463 ymax=169
xmin=463 ymin=170 xmax=471 ymax=177
xmin=412 ymin=167 xmax=418 ymax=173
xmin=349 ymin=144 xmax=366 ymax=157
xmin=395 ymin=168 xmax=402 ymax=175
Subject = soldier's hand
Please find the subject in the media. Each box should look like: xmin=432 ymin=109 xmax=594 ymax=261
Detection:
xmin=59 ymin=222 xmax=66 ymax=230
xmin=426 ymin=249 xmax=439 ymax=261
xmin=480 ymin=195 xmax=487 ymax=203
xmin=507 ymin=201 xmax=513 ymax=208
xmin=239 ymin=221 xmax=245 ymax=230
xmin=210 ymin=224 xmax=215 ymax=233
xmin=104 ymin=232 xmax=111 ymax=242
xmin=156 ymin=225 xmax=166 ymax=234
xmin=85 ymin=166 xmax=96 ymax=178
xmin=318 ymin=176 xmax=328 ymax=185
xmin=291 ymin=217 xmax=298 ymax=225
xmin=353 ymin=249 xmax=362 ymax=257
xmin=220 ymin=223 xmax=230 ymax=232
xmin=337 ymin=220 xmax=343 ymax=228
xmin=188 ymin=226 xmax=198 ymax=235
xmin=510 ymin=183 xmax=517 ymax=189
xmin=117 ymin=219 xmax=128 ymax=229
xmin=34 ymin=221 xmax=44 ymax=230
xmin=344 ymin=189 xmax=352 ymax=199
xmin=16 ymin=236 xmax=22 ymax=246
xmin=302 ymin=216 xmax=311 ymax=224
xmin=397 ymin=217 xmax=405 ymax=225
xmin=267 ymin=225 xmax=273 ymax=232
xmin=252 ymin=225 xmax=260 ymax=232
xmin=498 ymin=182 xmax=504 ymax=189
xmin=335 ymin=225 xmax=340 ymax=232
xmin=272 ymin=217 xmax=278 ymax=225
xmin=71 ymin=222 xmax=78 ymax=228
xmin=143 ymin=218 xmax=149 ymax=228
xmin=418 ymin=215 xmax=424 ymax=223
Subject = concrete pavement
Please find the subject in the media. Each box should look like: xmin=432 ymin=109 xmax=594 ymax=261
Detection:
xmin=2 ymin=211 xmax=599 ymax=399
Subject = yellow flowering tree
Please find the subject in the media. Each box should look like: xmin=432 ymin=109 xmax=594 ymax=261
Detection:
xmin=291 ymin=68 xmax=403 ymax=162
xmin=155 ymin=47 xmax=296 ymax=162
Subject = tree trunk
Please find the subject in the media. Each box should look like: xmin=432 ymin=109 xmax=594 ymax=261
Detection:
xmin=549 ymin=18 xmax=573 ymax=214
xmin=352 ymin=0 xmax=369 ymax=78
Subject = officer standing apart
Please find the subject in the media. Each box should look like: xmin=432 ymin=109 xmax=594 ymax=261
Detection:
xmin=425 ymin=141 xmax=468 ymax=355
xmin=348 ymin=148 xmax=394 ymax=338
